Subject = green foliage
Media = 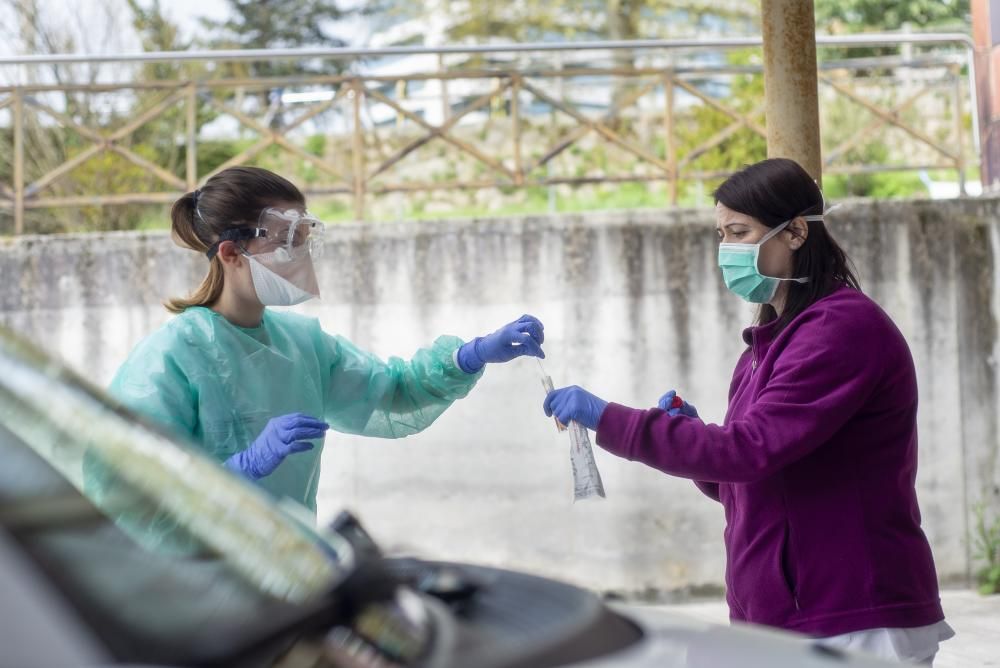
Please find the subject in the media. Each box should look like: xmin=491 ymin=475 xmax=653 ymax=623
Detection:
xmin=310 ymin=198 xmax=353 ymax=222
xmin=180 ymin=140 xmax=240 ymax=178
xmin=675 ymin=49 xmax=767 ymax=179
xmin=307 ymin=180 xmax=711 ymax=223
xmin=973 ymin=496 xmax=1000 ymax=596
xmin=814 ymin=0 xmax=968 ymax=59
xmin=125 ymin=0 xmax=218 ymax=182
xmin=47 ymin=146 xmax=167 ymax=233
xmin=815 ymin=0 xmax=968 ymax=32
xmin=4 ymin=0 xmax=976 ymax=234
xmin=823 ymin=172 xmax=924 ymax=199
xmin=867 ymin=172 xmax=927 ymax=198
xmin=821 ymin=91 xmax=892 ymax=190
xmin=305 ymin=134 xmax=327 ymax=158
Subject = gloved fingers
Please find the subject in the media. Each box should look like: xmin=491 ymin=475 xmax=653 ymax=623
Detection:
xmin=545 ymin=387 xmax=579 ymax=425
xmin=279 ymin=412 xmax=320 ymax=424
xmin=544 ymin=386 xmax=574 ymax=418
xmin=277 ymin=413 xmax=328 ymax=430
xmin=543 ymin=389 xmax=559 ymax=417
xmin=515 ymin=333 xmax=545 ymax=359
xmin=553 ymin=402 xmax=577 ymax=428
xmin=680 ymin=403 xmax=700 ymax=418
xmin=290 ymin=416 xmax=329 ymax=430
xmin=295 ymin=415 xmax=330 ymax=428
xmin=286 ymin=441 xmax=316 ymax=454
xmin=657 ymin=390 xmax=677 ymax=411
xmin=514 ymin=317 xmax=544 ymax=345
xmin=515 ymin=322 xmax=544 ymax=345
xmin=667 ymin=407 xmax=680 ymax=417
xmin=277 ymin=418 xmax=328 ymax=437
xmin=285 ymin=426 xmax=329 ymax=443
xmin=516 ymin=314 xmax=544 ymax=329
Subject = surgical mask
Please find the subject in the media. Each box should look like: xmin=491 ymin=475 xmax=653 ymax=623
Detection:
xmin=718 ymin=215 xmax=822 ymax=304
xmin=245 ymin=245 xmax=320 ymax=306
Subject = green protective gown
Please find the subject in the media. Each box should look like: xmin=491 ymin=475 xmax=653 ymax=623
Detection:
xmin=85 ymin=306 xmax=481 ymax=520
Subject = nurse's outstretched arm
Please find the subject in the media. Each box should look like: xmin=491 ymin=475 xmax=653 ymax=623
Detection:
xmin=319 ymin=315 xmax=545 ymax=438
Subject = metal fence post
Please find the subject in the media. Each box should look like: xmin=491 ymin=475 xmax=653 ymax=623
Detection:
xmin=352 ymin=80 xmax=365 ymax=221
xmin=186 ymin=83 xmax=198 ymax=192
xmin=13 ymin=90 xmax=24 ymax=235
xmin=512 ymin=74 xmax=524 ymax=185
xmin=663 ymin=73 xmax=678 ymax=206
xmin=953 ymin=64 xmax=967 ymax=196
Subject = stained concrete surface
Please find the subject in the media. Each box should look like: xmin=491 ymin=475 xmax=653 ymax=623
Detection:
xmin=1 ymin=199 xmax=999 ymax=595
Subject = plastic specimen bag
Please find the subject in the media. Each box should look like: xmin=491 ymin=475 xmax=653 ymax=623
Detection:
xmin=537 ymin=361 xmax=606 ymax=501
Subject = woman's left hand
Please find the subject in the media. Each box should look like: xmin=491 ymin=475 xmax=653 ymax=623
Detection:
xmin=657 ymin=390 xmax=699 ymax=418
xmin=543 ymin=386 xmax=608 ymax=431
xmin=457 ymin=314 xmax=545 ymax=373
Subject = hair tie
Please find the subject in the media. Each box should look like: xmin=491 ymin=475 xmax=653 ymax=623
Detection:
xmin=192 ymin=189 xmax=208 ymax=224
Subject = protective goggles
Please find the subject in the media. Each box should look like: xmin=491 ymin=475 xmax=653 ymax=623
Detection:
xmin=206 ymin=207 xmax=326 ymax=261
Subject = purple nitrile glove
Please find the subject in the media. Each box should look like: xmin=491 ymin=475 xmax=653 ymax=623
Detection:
xmin=224 ymin=412 xmax=329 ymax=480
xmin=543 ymin=385 xmax=609 ymax=431
xmin=456 ymin=314 xmax=545 ymax=374
xmin=657 ymin=390 xmax=699 ymax=418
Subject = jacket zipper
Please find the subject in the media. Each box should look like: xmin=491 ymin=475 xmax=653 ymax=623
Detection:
xmin=750 ymin=329 xmax=757 ymax=373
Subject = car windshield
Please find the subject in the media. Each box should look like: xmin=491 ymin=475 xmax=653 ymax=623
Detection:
xmin=0 ymin=329 xmax=346 ymax=662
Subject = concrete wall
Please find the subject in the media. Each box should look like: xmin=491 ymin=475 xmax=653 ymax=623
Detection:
xmin=2 ymin=198 xmax=998 ymax=597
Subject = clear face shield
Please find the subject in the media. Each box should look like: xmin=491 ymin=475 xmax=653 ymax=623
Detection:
xmin=205 ymin=207 xmax=327 ymax=306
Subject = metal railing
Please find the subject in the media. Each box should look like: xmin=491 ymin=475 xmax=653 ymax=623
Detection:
xmin=0 ymin=34 xmax=980 ymax=233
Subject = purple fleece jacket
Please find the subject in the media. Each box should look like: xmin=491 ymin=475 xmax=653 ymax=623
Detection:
xmin=595 ymin=286 xmax=943 ymax=636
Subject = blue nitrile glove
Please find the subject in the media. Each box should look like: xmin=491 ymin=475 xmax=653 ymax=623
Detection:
xmin=657 ymin=390 xmax=699 ymax=418
xmin=543 ymin=386 xmax=609 ymax=431
xmin=224 ymin=413 xmax=329 ymax=480
xmin=456 ymin=314 xmax=545 ymax=374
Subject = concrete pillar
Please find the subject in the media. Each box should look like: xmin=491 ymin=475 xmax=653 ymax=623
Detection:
xmin=760 ymin=0 xmax=822 ymax=183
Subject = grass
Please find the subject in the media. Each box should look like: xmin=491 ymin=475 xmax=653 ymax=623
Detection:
xmin=307 ymin=181 xmax=713 ymax=224
xmin=86 ymin=167 xmax=978 ymax=233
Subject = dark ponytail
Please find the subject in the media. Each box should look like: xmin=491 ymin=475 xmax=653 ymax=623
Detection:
xmin=165 ymin=167 xmax=306 ymax=314
xmin=713 ymin=158 xmax=860 ymax=332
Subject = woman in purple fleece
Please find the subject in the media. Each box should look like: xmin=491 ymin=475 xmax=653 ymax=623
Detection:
xmin=543 ymin=158 xmax=953 ymax=664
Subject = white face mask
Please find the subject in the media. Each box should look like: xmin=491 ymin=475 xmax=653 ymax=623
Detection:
xmin=245 ymin=246 xmax=320 ymax=306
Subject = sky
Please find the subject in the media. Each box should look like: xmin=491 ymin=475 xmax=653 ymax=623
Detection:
xmin=0 ymin=0 xmax=367 ymax=58
xmin=160 ymin=0 xmax=230 ymax=31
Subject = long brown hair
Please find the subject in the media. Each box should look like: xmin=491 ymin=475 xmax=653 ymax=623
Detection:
xmin=713 ymin=158 xmax=860 ymax=332
xmin=166 ymin=166 xmax=305 ymax=313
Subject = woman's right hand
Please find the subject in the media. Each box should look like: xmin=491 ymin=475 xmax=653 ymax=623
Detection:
xmin=543 ymin=385 xmax=608 ymax=431
xmin=224 ymin=413 xmax=329 ymax=480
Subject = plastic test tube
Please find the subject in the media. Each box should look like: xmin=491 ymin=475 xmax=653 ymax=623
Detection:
xmin=536 ymin=359 xmax=566 ymax=432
